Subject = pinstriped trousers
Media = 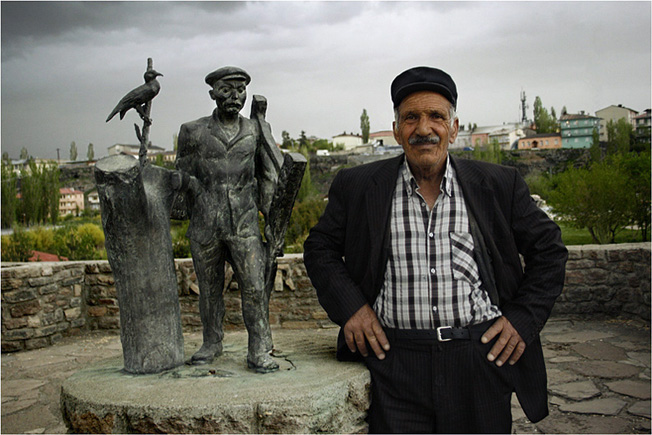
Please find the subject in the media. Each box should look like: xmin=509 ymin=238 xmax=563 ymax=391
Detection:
xmin=365 ymin=324 xmax=514 ymax=434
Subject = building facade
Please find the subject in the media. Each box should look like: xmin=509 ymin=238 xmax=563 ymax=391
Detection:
xmin=595 ymin=105 xmax=639 ymax=142
xmin=59 ymin=188 xmax=85 ymax=216
xmin=518 ymin=133 xmax=562 ymax=150
xmin=560 ymin=112 xmax=600 ymax=149
xmin=331 ymin=133 xmax=363 ymax=151
xmin=634 ymin=109 xmax=651 ymax=147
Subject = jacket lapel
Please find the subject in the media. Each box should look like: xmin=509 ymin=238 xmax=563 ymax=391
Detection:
xmin=366 ymin=155 xmax=403 ymax=290
xmin=451 ymin=156 xmax=501 ymax=304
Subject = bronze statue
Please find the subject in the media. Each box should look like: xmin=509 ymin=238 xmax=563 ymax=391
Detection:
xmin=175 ymin=67 xmax=298 ymax=373
xmin=106 ymin=69 xmax=163 ymax=124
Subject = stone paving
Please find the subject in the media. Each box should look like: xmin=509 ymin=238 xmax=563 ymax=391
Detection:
xmin=2 ymin=316 xmax=650 ymax=434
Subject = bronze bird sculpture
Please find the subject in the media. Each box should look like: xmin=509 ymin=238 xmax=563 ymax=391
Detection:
xmin=106 ymin=69 xmax=163 ymax=123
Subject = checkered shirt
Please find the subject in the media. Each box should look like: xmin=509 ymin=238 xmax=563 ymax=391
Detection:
xmin=373 ymin=157 xmax=501 ymax=329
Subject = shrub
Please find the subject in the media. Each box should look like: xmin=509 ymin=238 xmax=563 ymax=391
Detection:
xmin=548 ymin=157 xmax=634 ymax=244
xmin=1 ymin=226 xmax=33 ymax=262
xmin=54 ymin=223 xmax=105 ymax=260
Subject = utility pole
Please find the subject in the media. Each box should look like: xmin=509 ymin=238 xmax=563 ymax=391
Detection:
xmin=56 ymin=148 xmax=60 ymax=163
xmin=520 ymin=90 xmax=529 ymax=125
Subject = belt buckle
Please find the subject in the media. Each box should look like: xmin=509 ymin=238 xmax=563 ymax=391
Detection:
xmin=436 ymin=326 xmax=453 ymax=342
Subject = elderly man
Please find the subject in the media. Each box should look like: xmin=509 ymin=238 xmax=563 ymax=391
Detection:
xmin=175 ymin=67 xmax=280 ymax=373
xmin=304 ymin=66 xmax=567 ymax=433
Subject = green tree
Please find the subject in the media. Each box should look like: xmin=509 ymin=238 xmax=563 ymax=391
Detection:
xmin=360 ymin=109 xmax=370 ymax=144
xmin=20 ymin=147 xmax=29 ymax=160
xmin=589 ymin=128 xmax=602 ymax=162
xmin=619 ymin=151 xmax=651 ymax=241
xmin=2 ymin=152 xmax=9 ymax=162
xmin=533 ymin=96 xmax=558 ymax=134
xmin=281 ymin=131 xmax=295 ymax=150
xmin=298 ymin=131 xmax=309 ymax=153
xmin=87 ymin=143 xmax=95 ymax=161
xmin=548 ymin=158 xmax=631 ymax=244
xmin=70 ymin=141 xmax=78 ymax=161
xmin=606 ymin=118 xmax=633 ymax=155
xmin=1 ymin=160 xmax=19 ymax=228
xmin=472 ymin=138 xmax=502 ymax=164
xmin=17 ymin=161 xmax=60 ymax=226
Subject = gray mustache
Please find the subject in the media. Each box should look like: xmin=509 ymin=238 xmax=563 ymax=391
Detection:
xmin=408 ymin=135 xmax=440 ymax=145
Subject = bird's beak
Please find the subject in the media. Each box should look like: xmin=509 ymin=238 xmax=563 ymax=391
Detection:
xmin=157 ymin=73 xmax=164 ymax=77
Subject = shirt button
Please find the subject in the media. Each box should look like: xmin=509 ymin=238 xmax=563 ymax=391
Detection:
xmin=432 ymin=306 xmax=438 ymax=312
xmin=429 ymin=232 xmax=434 ymax=238
xmin=430 ymin=268 xmax=436 ymax=274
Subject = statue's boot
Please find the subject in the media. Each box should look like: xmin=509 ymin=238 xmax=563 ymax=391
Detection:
xmin=247 ymin=351 xmax=279 ymax=374
xmin=190 ymin=341 xmax=223 ymax=365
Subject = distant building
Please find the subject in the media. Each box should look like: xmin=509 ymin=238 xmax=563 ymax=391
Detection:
xmin=517 ymin=133 xmax=562 ymax=150
xmin=469 ymin=123 xmax=527 ymax=150
xmin=595 ymin=104 xmax=638 ymax=142
xmin=368 ymin=130 xmax=398 ymax=147
xmin=634 ymin=109 xmax=651 ymax=147
xmin=59 ymin=188 xmax=85 ymax=216
xmin=560 ymin=112 xmax=600 ymax=149
xmin=7 ymin=158 xmax=58 ymax=175
xmin=452 ymin=127 xmax=472 ymax=150
xmin=107 ymin=143 xmax=175 ymax=163
xmin=85 ymin=188 xmax=101 ymax=212
xmin=332 ymin=132 xmax=363 ymax=151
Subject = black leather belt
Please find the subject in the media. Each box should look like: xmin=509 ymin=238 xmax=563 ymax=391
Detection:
xmin=384 ymin=320 xmax=493 ymax=342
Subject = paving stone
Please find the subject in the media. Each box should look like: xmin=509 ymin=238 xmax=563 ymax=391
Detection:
xmin=545 ymin=330 xmax=615 ymax=344
xmin=550 ymin=395 xmax=568 ymax=406
xmin=606 ymin=380 xmax=651 ymax=399
xmin=541 ymin=320 xmax=574 ymax=334
xmin=572 ymin=341 xmax=628 ymax=361
xmin=627 ymin=400 xmax=651 ymax=419
xmin=535 ymin=414 xmax=632 ymax=434
xmin=547 ymin=367 xmax=581 ymax=385
xmin=569 ymin=360 xmax=642 ymax=379
xmin=549 ymin=380 xmax=601 ymax=401
xmin=627 ymin=351 xmax=651 ymax=367
xmin=548 ymin=356 xmax=581 ymax=363
xmin=1 ymin=399 xmax=38 ymax=415
xmin=559 ymin=397 xmax=627 ymax=415
xmin=1 ymin=379 xmax=46 ymax=396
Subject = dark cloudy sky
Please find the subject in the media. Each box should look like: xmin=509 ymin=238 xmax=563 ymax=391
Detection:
xmin=1 ymin=1 xmax=650 ymax=160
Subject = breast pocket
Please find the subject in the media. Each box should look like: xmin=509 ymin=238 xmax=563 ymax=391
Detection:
xmin=450 ymin=231 xmax=480 ymax=285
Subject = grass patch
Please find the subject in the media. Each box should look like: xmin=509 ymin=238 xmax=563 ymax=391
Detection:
xmin=557 ymin=222 xmax=648 ymax=246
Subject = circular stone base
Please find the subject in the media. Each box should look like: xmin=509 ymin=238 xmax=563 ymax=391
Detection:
xmin=61 ymin=329 xmax=370 ymax=434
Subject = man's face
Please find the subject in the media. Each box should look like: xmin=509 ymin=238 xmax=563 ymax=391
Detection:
xmin=393 ymin=91 xmax=459 ymax=176
xmin=211 ymin=79 xmax=247 ymax=115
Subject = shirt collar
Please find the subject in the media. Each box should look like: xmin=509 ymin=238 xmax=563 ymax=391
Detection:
xmin=401 ymin=154 xmax=454 ymax=198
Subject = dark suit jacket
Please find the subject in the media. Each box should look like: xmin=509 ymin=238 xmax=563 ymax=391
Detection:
xmin=303 ymin=154 xmax=568 ymax=423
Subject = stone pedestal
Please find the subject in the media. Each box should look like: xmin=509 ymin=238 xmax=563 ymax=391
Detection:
xmin=60 ymin=329 xmax=370 ymax=433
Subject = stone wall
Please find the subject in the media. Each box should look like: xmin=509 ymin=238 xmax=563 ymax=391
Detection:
xmin=554 ymin=243 xmax=651 ymax=320
xmin=2 ymin=243 xmax=649 ymax=352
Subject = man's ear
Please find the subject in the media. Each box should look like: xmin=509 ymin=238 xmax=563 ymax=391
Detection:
xmin=393 ymin=121 xmax=400 ymax=143
xmin=449 ymin=118 xmax=459 ymax=144
xmin=208 ymin=89 xmax=216 ymax=101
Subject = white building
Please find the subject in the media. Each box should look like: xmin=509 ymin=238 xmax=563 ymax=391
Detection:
xmin=332 ymin=133 xmax=363 ymax=151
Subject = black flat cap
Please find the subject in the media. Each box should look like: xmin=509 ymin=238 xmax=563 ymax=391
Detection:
xmin=205 ymin=66 xmax=251 ymax=87
xmin=391 ymin=66 xmax=457 ymax=108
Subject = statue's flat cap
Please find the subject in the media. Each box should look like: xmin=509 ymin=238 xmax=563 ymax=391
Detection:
xmin=205 ymin=67 xmax=251 ymax=87
xmin=391 ymin=66 xmax=457 ymax=108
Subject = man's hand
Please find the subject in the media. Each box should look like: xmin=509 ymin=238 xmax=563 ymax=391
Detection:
xmin=481 ymin=316 xmax=525 ymax=367
xmin=343 ymin=304 xmax=390 ymax=360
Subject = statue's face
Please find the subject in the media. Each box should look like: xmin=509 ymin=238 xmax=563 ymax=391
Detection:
xmin=211 ymin=79 xmax=247 ymax=115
